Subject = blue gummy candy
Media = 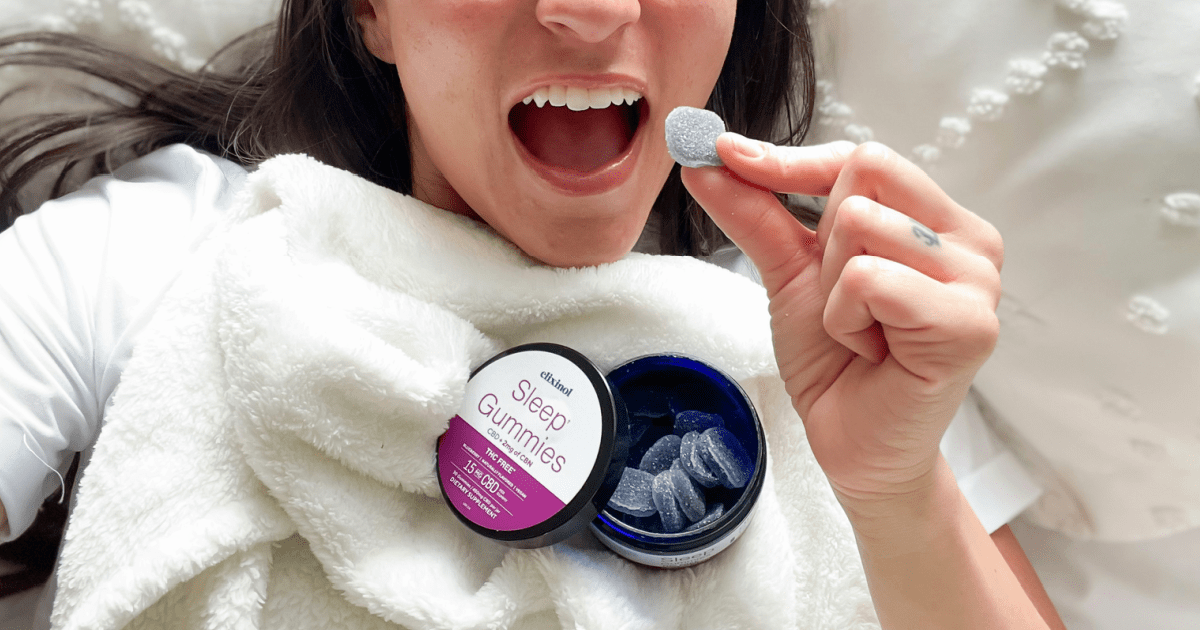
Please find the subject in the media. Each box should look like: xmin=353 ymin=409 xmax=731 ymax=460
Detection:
xmin=669 ymin=460 xmax=707 ymax=523
xmin=607 ymin=467 xmax=657 ymax=518
xmin=679 ymin=431 xmax=720 ymax=488
xmin=665 ymin=106 xmax=726 ymax=169
xmin=684 ymin=503 xmax=726 ymax=531
xmin=639 ymin=433 xmax=682 ymax=475
xmin=652 ymin=470 xmax=686 ymax=533
xmin=673 ymin=410 xmax=725 ymax=436
xmin=700 ymin=427 xmax=753 ymax=489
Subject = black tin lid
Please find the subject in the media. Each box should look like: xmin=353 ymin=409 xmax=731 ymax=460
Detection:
xmin=437 ymin=343 xmax=628 ymax=548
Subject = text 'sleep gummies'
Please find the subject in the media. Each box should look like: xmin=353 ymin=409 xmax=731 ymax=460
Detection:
xmin=665 ymin=106 xmax=725 ymax=168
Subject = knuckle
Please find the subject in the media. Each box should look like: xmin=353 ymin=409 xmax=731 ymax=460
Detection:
xmin=968 ymin=311 xmax=1001 ymax=357
xmin=840 ymin=255 xmax=882 ymax=294
xmin=953 ymin=298 xmax=1001 ymax=357
xmin=985 ymin=226 xmax=1005 ymax=271
xmin=846 ymin=141 xmax=896 ymax=179
xmin=827 ymin=140 xmax=858 ymax=157
xmin=951 ymin=212 xmax=1004 ymax=270
xmin=962 ymin=251 xmax=1003 ymax=299
xmin=973 ymin=219 xmax=1005 ymax=270
xmin=832 ymin=196 xmax=877 ymax=240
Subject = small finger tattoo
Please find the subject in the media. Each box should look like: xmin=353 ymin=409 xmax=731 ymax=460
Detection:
xmin=910 ymin=219 xmax=941 ymax=247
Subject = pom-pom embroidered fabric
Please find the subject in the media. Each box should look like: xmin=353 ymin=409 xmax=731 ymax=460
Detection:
xmin=811 ymin=0 xmax=1199 ymax=544
xmin=0 ymin=0 xmax=279 ymax=73
xmin=809 ymin=0 xmax=1200 ymax=626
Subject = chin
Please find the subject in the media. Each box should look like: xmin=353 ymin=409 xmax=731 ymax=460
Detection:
xmin=518 ymin=218 xmax=646 ymax=268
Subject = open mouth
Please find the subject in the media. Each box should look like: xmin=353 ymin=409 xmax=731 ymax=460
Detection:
xmin=509 ymin=86 xmax=645 ymax=175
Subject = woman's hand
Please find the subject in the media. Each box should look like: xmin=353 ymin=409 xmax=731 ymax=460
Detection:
xmin=682 ymin=136 xmax=1060 ymax=630
xmin=680 ymin=137 xmax=1003 ymax=514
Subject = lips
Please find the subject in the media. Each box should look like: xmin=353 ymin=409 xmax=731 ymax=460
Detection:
xmin=508 ymin=84 xmax=648 ymax=195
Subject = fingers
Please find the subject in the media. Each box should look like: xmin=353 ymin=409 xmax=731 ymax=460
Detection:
xmin=819 ymin=195 xmax=1001 ymax=308
xmin=686 ymin=135 xmax=1003 ymax=374
xmin=680 ymin=164 xmax=821 ymax=289
xmin=716 ymin=136 xmax=1003 ymax=273
xmin=713 ymin=134 xmax=856 ymax=197
xmin=819 ymin=143 xmax=1004 ymax=271
xmin=824 ymin=255 xmax=1000 ymax=379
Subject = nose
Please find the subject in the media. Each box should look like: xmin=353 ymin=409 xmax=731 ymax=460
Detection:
xmin=536 ymin=0 xmax=641 ymax=44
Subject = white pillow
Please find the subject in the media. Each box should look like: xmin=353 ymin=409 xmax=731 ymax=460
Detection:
xmin=810 ymin=0 xmax=1200 ymax=542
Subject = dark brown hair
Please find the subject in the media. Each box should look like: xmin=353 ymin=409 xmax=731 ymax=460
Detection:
xmin=0 ymin=0 xmax=815 ymax=255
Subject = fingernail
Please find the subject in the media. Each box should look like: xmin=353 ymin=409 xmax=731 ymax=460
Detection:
xmin=728 ymin=133 xmax=766 ymax=159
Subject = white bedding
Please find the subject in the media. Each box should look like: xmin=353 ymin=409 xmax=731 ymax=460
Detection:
xmin=809 ymin=0 xmax=1200 ymax=625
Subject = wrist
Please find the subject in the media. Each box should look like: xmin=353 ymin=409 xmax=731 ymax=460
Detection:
xmin=831 ymin=455 xmax=958 ymax=550
xmin=834 ymin=455 xmax=1051 ymax=629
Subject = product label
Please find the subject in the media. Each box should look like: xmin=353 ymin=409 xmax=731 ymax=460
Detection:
xmin=439 ymin=350 xmax=604 ymax=531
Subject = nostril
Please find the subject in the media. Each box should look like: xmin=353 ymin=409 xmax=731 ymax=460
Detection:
xmin=536 ymin=0 xmax=641 ymax=44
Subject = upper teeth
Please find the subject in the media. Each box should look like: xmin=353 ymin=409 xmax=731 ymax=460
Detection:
xmin=522 ymin=86 xmax=642 ymax=111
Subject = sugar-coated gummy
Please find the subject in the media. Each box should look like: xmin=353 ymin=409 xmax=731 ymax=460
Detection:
xmin=673 ymin=410 xmax=725 ymax=436
xmin=652 ymin=470 xmax=686 ymax=533
xmin=665 ymin=106 xmax=725 ymax=168
xmin=669 ymin=459 xmax=707 ymax=522
xmin=639 ymin=433 xmax=682 ymax=475
xmin=679 ymin=431 xmax=720 ymax=488
xmin=700 ymin=427 xmax=753 ymax=489
xmin=685 ymin=503 xmax=726 ymax=532
xmin=607 ymin=467 xmax=657 ymax=517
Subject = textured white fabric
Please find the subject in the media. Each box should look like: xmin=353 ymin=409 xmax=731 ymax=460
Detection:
xmin=810 ymin=0 xmax=1200 ymax=543
xmin=0 ymin=0 xmax=280 ymax=72
xmin=48 ymin=154 xmax=879 ymax=630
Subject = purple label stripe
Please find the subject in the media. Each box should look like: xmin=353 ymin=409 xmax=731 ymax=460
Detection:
xmin=451 ymin=457 xmax=514 ymax=517
xmin=439 ymin=415 xmax=567 ymax=532
xmin=465 ymin=444 xmax=525 ymax=505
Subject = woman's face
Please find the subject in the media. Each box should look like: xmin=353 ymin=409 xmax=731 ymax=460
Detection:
xmin=356 ymin=0 xmax=737 ymax=267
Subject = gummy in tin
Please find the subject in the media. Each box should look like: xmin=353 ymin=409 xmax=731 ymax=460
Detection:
xmin=638 ymin=433 xmax=682 ymax=475
xmin=669 ymin=459 xmax=707 ymax=523
xmin=679 ymin=430 xmax=720 ymax=488
xmin=607 ymin=467 xmax=657 ymax=518
xmin=700 ymin=427 xmax=753 ymax=489
xmin=652 ymin=469 xmax=687 ymax=533
xmin=673 ymin=410 xmax=725 ymax=436
xmin=685 ymin=503 xmax=725 ymax=532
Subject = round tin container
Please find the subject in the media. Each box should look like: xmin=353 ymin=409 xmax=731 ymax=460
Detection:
xmin=437 ymin=343 xmax=628 ymax=548
xmin=436 ymin=344 xmax=765 ymax=567
xmin=590 ymin=354 xmax=766 ymax=568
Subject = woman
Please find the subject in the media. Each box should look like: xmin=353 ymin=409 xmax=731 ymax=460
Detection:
xmin=0 ymin=0 xmax=1062 ymax=627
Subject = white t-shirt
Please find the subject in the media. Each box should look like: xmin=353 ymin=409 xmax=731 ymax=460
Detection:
xmin=0 ymin=144 xmax=1040 ymax=628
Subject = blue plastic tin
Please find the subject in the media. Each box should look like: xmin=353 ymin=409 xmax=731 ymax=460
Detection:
xmin=592 ymin=354 xmax=767 ymax=568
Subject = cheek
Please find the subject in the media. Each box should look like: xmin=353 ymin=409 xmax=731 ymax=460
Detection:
xmin=663 ymin=1 xmax=736 ymax=83
xmin=387 ymin=0 xmax=519 ymax=195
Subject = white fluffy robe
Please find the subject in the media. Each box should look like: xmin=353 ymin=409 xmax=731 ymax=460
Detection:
xmin=50 ymin=155 xmax=877 ymax=630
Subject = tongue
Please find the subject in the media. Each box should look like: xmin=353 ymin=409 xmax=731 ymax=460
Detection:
xmin=511 ymin=104 xmax=633 ymax=173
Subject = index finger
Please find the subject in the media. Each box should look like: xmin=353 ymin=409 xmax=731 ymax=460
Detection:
xmin=714 ymin=133 xmax=856 ymax=197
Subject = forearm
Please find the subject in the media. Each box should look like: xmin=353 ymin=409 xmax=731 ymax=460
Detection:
xmin=837 ymin=455 xmax=1049 ymax=630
